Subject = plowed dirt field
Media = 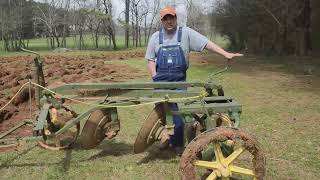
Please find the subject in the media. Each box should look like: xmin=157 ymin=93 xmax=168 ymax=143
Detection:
xmin=0 ymin=51 xmax=145 ymax=137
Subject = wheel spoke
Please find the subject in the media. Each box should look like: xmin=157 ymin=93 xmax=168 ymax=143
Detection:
xmin=213 ymin=143 xmax=224 ymax=163
xmin=230 ymin=165 xmax=255 ymax=176
xmin=194 ymin=160 xmax=219 ymax=169
xmin=225 ymin=146 xmax=245 ymax=165
xmin=206 ymin=171 xmax=217 ymax=180
xmin=179 ymin=128 xmax=265 ymax=180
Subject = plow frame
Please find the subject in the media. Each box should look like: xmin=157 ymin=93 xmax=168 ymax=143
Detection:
xmin=0 ymin=81 xmax=242 ymax=147
xmin=0 ymin=50 xmax=266 ymax=180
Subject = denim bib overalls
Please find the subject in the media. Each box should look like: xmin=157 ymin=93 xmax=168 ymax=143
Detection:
xmin=153 ymin=27 xmax=186 ymax=147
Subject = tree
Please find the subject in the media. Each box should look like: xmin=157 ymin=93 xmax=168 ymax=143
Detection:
xmin=100 ymin=0 xmax=117 ymax=50
xmin=0 ymin=0 xmax=34 ymax=51
xmin=145 ymin=0 xmax=160 ymax=43
xmin=86 ymin=9 xmax=103 ymax=49
xmin=34 ymin=0 xmax=69 ymax=49
xmin=211 ymin=0 xmax=313 ymax=55
xmin=311 ymin=0 xmax=320 ymax=55
xmin=125 ymin=0 xmax=130 ymax=48
xmin=74 ymin=7 xmax=88 ymax=50
xmin=129 ymin=0 xmax=154 ymax=47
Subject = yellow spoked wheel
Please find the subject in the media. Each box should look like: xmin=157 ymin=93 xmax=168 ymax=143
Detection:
xmin=215 ymin=113 xmax=233 ymax=127
xmin=180 ymin=127 xmax=265 ymax=180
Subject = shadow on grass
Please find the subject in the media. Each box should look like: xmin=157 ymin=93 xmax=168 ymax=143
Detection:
xmin=71 ymin=139 xmax=179 ymax=164
xmin=136 ymin=143 xmax=178 ymax=165
xmin=0 ymin=145 xmax=73 ymax=174
xmin=61 ymin=149 xmax=72 ymax=173
xmin=82 ymin=140 xmax=134 ymax=161
xmin=0 ymin=145 xmax=43 ymax=169
xmin=0 ymin=162 xmax=60 ymax=168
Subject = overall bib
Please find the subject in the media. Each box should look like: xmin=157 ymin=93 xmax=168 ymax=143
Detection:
xmin=153 ymin=27 xmax=186 ymax=147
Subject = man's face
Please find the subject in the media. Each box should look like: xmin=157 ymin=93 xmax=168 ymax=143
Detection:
xmin=161 ymin=15 xmax=177 ymax=34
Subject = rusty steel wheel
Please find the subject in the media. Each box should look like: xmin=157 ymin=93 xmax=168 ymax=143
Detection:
xmin=180 ymin=127 xmax=266 ymax=180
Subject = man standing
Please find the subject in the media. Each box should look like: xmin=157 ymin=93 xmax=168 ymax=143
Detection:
xmin=145 ymin=6 xmax=243 ymax=152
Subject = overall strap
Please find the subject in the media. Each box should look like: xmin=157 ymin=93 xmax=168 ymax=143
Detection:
xmin=159 ymin=28 xmax=163 ymax=45
xmin=177 ymin=27 xmax=182 ymax=43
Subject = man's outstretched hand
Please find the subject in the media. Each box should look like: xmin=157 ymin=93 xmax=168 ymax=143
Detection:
xmin=205 ymin=41 xmax=244 ymax=60
xmin=225 ymin=52 xmax=243 ymax=60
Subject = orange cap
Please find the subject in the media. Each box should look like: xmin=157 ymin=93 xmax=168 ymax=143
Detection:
xmin=160 ymin=6 xmax=176 ymax=20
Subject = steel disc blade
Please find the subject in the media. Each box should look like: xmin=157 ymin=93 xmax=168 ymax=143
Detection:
xmin=133 ymin=103 xmax=165 ymax=154
xmin=80 ymin=108 xmax=112 ymax=149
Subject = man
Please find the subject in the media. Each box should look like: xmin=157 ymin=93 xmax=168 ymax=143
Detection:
xmin=145 ymin=6 xmax=243 ymax=152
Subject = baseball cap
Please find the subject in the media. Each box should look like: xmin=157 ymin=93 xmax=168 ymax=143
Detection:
xmin=160 ymin=6 xmax=176 ymax=20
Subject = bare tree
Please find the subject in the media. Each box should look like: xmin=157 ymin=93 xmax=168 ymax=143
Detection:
xmin=61 ymin=0 xmax=71 ymax=47
xmin=0 ymin=0 xmax=33 ymax=51
xmin=311 ymin=0 xmax=320 ymax=55
xmin=129 ymin=0 xmax=156 ymax=47
xmin=100 ymin=0 xmax=117 ymax=49
xmin=145 ymin=0 xmax=160 ymax=43
xmin=125 ymin=0 xmax=130 ymax=48
xmin=86 ymin=8 xmax=104 ymax=48
xmin=131 ymin=0 xmax=141 ymax=47
xmin=35 ymin=0 xmax=64 ymax=49
xmin=72 ymin=0 xmax=88 ymax=49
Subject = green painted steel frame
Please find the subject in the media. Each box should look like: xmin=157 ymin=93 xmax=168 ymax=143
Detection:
xmin=50 ymin=82 xmax=221 ymax=92
xmin=0 ymin=81 xmax=242 ymax=147
xmin=40 ymin=81 xmax=242 ymax=139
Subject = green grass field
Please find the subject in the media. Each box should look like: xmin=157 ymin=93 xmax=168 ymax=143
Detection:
xmin=0 ymin=48 xmax=319 ymax=179
xmin=0 ymin=33 xmax=229 ymax=56
xmin=0 ymin=34 xmax=148 ymax=55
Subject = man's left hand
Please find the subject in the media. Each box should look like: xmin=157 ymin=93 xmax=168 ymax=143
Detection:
xmin=225 ymin=53 xmax=243 ymax=59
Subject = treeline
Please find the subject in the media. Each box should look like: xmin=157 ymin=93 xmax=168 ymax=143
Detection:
xmin=1 ymin=0 xmax=319 ymax=56
xmin=0 ymin=0 xmax=166 ymax=51
xmin=211 ymin=0 xmax=319 ymax=55
xmin=0 ymin=0 xmax=34 ymax=51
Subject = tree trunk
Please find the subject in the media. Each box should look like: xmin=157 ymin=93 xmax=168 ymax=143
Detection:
xmin=95 ymin=30 xmax=99 ymax=48
xmin=79 ymin=32 xmax=83 ymax=50
xmin=296 ymin=28 xmax=304 ymax=55
xmin=135 ymin=6 xmax=138 ymax=47
xmin=131 ymin=7 xmax=135 ymax=47
xmin=303 ymin=0 xmax=311 ymax=55
xmin=144 ymin=15 xmax=147 ymax=45
xmin=138 ymin=25 xmax=141 ymax=47
xmin=102 ymin=0 xmax=117 ymax=50
xmin=3 ymin=36 xmax=9 ymax=51
xmin=125 ymin=0 xmax=130 ymax=48
xmin=311 ymin=0 xmax=320 ymax=55
xmin=110 ymin=31 xmax=116 ymax=49
xmin=295 ymin=0 xmax=311 ymax=56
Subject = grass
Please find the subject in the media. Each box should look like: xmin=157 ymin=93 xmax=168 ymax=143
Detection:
xmin=0 ymin=50 xmax=319 ymax=179
xmin=0 ymin=34 xmax=148 ymax=54
xmin=0 ymin=33 xmax=229 ymax=56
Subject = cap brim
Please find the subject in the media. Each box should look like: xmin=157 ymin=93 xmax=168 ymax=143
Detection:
xmin=161 ymin=13 xmax=176 ymax=19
